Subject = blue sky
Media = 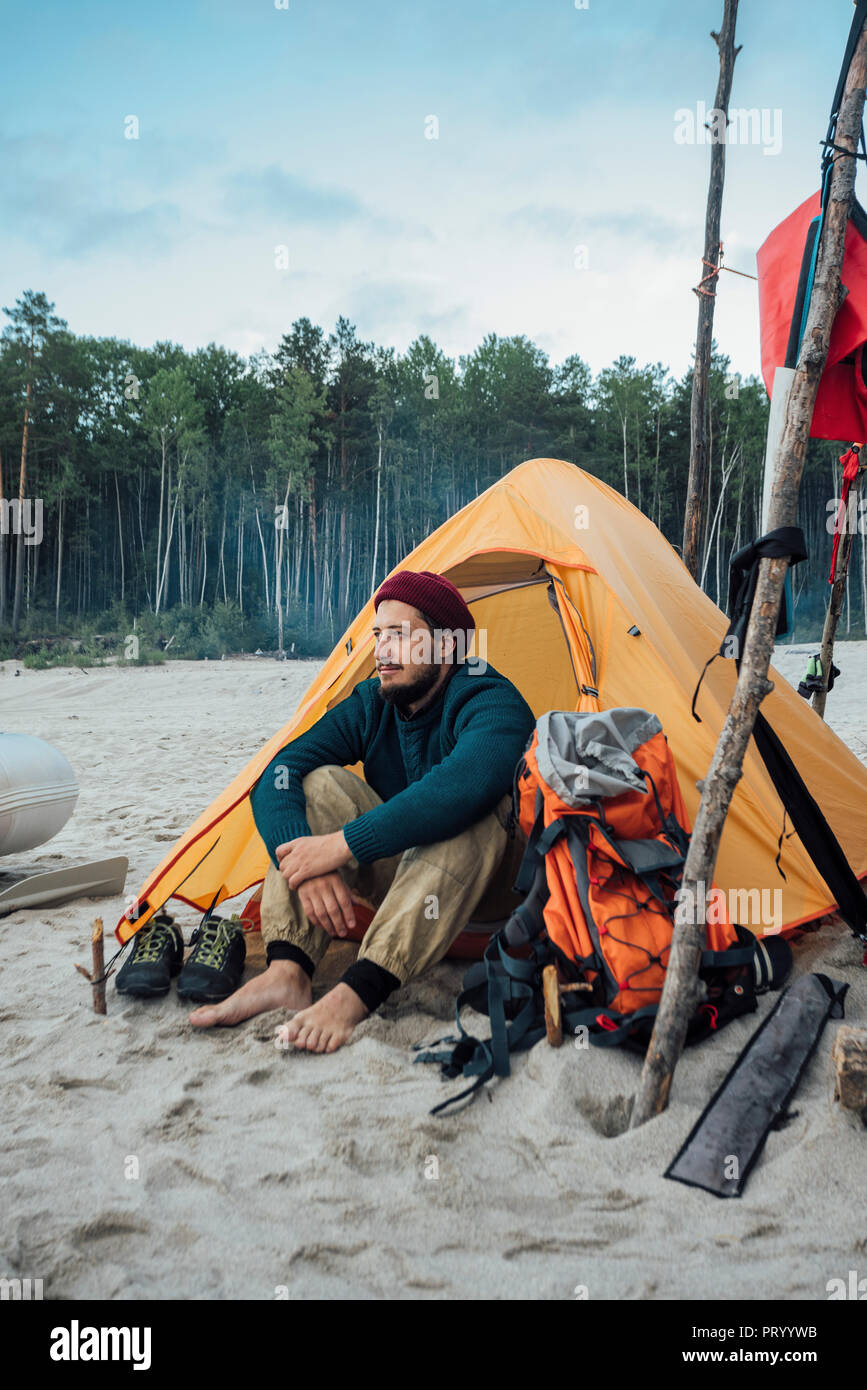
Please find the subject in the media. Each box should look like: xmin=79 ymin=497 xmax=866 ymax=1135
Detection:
xmin=0 ymin=0 xmax=853 ymax=379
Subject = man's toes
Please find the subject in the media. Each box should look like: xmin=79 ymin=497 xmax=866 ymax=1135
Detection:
xmin=189 ymin=1005 xmax=219 ymax=1027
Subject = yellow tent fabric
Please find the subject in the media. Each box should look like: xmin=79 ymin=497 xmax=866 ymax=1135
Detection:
xmin=116 ymin=456 xmax=867 ymax=944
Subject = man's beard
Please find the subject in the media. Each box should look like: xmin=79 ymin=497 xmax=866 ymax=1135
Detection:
xmin=377 ymin=661 xmax=443 ymax=712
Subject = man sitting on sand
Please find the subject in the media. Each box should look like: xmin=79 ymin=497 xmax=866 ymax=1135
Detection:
xmin=188 ymin=569 xmax=536 ymax=1053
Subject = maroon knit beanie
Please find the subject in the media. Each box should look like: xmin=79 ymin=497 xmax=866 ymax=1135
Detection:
xmin=373 ymin=569 xmax=475 ymax=636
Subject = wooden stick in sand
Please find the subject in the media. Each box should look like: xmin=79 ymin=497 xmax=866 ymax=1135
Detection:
xmin=74 ymin=916 xmax=109 ymax=1014
xmin=831 ymin=1025 xmax=867 ymax=1123
xmin=543 ymin=965 xmax=593 ymax=1046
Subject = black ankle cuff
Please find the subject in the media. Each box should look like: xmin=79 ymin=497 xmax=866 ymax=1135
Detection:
xmin=340 ymin=959 xmax=401 ymax=1013
xmin=266 ymin=941 xmax=315 ymax=979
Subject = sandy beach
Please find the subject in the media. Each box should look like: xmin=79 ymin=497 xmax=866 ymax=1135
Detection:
xmin=1 ymin=645 xmax=866 ymax=1301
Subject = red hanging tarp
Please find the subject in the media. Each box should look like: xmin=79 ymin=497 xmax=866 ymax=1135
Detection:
xmin=757 ymin=191 xmax=867 ymax=440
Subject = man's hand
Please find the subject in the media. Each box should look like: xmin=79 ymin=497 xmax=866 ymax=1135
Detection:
xmin=275 ymin=830 xmax=353 ymax=890
xmin=295 ymin=871 xmax=358 ymax=938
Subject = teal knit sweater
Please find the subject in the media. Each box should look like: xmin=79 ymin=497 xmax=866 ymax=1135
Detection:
xmin=251 ymin=658 xmax=537 ymax=868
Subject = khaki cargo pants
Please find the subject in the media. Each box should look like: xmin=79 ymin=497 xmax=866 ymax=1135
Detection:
xmin=260 ymin=764 xmax=528 ymax=985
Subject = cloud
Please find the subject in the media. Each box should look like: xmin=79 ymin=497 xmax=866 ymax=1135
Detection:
xmin=581 ymin=210 xmax=691 ymax=250
xmin=507 ymin=204 xmax=580 ymax=239
xmin=59 ymin=201 xmax=184 ymax=258
xmin=222 ymin=165 xmax=363 ymax=224
xmin=506 ymin=202 xmax=692 ymax=256
xmin=0 ymin=133 xmax=186 ymax=260
xmin=343 ymin=277 xmax=421 ymax=321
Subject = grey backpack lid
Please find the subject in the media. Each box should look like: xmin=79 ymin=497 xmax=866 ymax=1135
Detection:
xmin=534 ymin=707 xmax=662 ymax=808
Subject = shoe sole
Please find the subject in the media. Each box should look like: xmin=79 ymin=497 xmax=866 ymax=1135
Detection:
xmin=115 ymin=959 xmax=183 ymax=998
xmin=176 ymin=984 xmax=242 ymax=1003
xmin=116 ymin=982 xmax=173 ymax=998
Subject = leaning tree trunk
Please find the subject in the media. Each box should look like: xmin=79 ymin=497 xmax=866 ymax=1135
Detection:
xmin=0 ymin=444 xmax=6 ymax=627
xmin=217 ymin=492 xmax=227 ymax=604
xmin=154 ymin=431 xmax=167 ymax=613
xmin=813 ymin=462 xmax=865 ymax=719
xmin=275 ymin=476 xmax=291 ymax=654
xmin=55 ymin=492 xmax=64 ymax=625
xmin=114 ymin=471 xmax=125 ymax=605
xmin=371 ymin=419 xmax=383 ymax=596
xmin=12 ymin=362 xmax=32 ymax=635
xmin=682 ymin=0 xmax=742 ymax=580
xmin=631 ymin=14 xmax=867 ymax=1129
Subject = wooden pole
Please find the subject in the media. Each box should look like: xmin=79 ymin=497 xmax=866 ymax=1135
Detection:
xmin=682 ymin=0 xmax=742 ymax=580
xmin=543 ymin=965 xmax=563 ymax=1046
xmin=74 ymin=916 xmax=109 ymax=1015
xmin=812 ymin=461 xmax=865 ymax=718
xmin=831 ymin=1025 xmax=867 ymax=1121
xmin=90 ymin=918 xmax=106 ymax=1015
xmin=631 ymin=16 xmax=867 ymax=1130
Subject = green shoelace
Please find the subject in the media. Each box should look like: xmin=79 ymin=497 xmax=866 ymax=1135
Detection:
xmin=133 ymin=920 xmax=177 ymax=964
xmin=190 ymin=917 xmax=242 ymax=970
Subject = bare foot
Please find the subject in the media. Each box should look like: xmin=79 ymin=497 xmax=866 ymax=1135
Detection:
xmin=189 ymin=960 xmax=312 ymax=1028
xmin=276 ymin=983 xmax=368 ymax=1054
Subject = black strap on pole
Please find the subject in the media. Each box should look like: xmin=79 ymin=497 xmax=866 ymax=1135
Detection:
xmin=824 ymin=0 xmax=867 ymax=172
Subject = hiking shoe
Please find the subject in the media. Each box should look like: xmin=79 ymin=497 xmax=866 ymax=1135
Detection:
xmin=752 ymin=935 xmax=793 ymax=994
xmin=115 ymin=914 xmax=184 ymax=998
xmin=176 ymin=915 xmax=246 ymax=1003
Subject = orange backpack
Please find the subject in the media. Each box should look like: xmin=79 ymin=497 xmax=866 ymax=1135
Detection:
xmin=416 ymin=708 xmax=758 ymax=1113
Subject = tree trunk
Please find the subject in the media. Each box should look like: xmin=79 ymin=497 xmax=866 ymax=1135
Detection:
xmin=199 ymin=498 xmax=208 ymax=607
xmin=631 ymin=14 xmax=867 ymax=1129
xmin=654 ymin=410 xmax=662 ymax=529
xmin=12 ymin=356 xmax=33 ymax=635
xmin=217 ymin=492 xmax=227 ymax=604
xmin=238 ymin=506 xmax=244 ymax=614
xmin=29 ymin=511 xmax=37 ymax=615
xmin=338 ymin=397 xmax=348 ymax=630
xmin=371 ymin=419 xmax=383 ymax=595
xmin=254 ymin=505 xmax=269 ymax=612
xmin=156 ymin=475 xmax=178 ymax=616
xmin=114 ymin=472 xmax=125 ymax=605
xmin=155 ymin=431 xmax=167 ymax=611
xmin=275 ymin=475 xmax=291 ymax=654
xmin=0 ymin=444 xmax=6 ymax=627
xmin=682 ymin=0 xmax=742 ymax=579
xmin=293 ymin=491 xmax=303 ymax=599
xmin=179 ymin=494 xmax=187 ymax=607
xmin=310 ymin=479 xmax=321 ymax=628
xmin=55 ymin=492 xmax=64 ymax=625
xmin=344 ymin=531 xmax=353 ymax=616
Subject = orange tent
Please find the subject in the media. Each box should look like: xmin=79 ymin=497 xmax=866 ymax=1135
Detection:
xmin=116 ymin=456 xmax=867 ymax=945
